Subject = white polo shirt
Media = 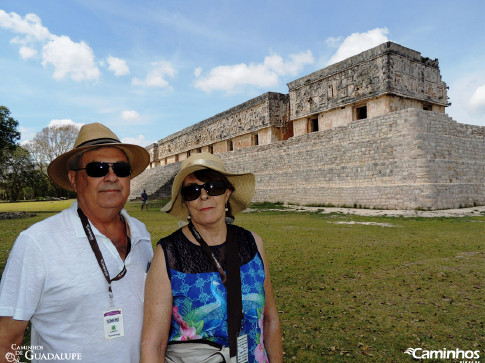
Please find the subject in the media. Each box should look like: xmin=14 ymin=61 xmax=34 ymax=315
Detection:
xmin=0 ymin=201 xmax=153 ymax=363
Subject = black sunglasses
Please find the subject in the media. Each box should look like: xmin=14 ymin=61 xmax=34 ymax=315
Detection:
xmin=73 ymin=162 xmax=132 ymax=178
xmin=181 ymin=181 xmax=227 ymax=201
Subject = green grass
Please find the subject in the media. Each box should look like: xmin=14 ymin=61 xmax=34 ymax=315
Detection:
xmin=0 ymin=199 xmax=74 ymax=212
xmin=1 ymin=200 xmax=484 ymax=362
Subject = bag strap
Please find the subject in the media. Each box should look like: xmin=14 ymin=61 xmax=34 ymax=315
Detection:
xmin=226 ymin=224 xmax=243 ymax=358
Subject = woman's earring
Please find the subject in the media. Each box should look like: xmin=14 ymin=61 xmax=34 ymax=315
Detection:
xmin=225 ymin=202 xmax=233 ymax=224
xmin=187 ymin=214 xmax=191 ymax=220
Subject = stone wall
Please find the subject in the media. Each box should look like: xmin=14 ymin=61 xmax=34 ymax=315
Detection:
xmin=148 ymin=92 xmax=289 ymax=166
xmin=132 ymin=109 xmax=484 ymax=209
xmin=288 ymin=42 xmax=448 ymax=123
xmin=209 ymin=109 xmax=484 ymax=210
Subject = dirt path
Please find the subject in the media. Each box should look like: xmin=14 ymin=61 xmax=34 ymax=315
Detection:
xmin=246 ymin=205 xmax=485 ymax=218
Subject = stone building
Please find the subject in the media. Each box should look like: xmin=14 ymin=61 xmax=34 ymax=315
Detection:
xmin=146 ymin=92 xmax=290 ymax=168
xmin=131 ymin=42 xmax=485 ymax=210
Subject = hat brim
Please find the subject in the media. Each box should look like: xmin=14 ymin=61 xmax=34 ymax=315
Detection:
xmin=47 ymin=143 xmax=150 ymax=191
xmin=162 ymin=164 xmax=255 ymax=221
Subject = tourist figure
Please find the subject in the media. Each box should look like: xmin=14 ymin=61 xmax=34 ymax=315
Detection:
xmin=0 ymin=123 xmax=153 ymax=362
xmin=141 ymin=189 xmax=149 ymax=210
xmin=141 ymin=152 xmax=283 ymax=362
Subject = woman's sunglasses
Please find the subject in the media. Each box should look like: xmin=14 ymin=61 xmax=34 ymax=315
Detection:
xmin=181 ymin=181 xmax=227 ymax=201
xmin=73 ymin=162 xmax=132 ymax=178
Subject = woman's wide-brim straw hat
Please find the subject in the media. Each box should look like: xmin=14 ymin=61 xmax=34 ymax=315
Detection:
xmin=47 ymin=122 xmax=150 ymax=191
xmin=162 ymin=152 xmax=255 ymax=221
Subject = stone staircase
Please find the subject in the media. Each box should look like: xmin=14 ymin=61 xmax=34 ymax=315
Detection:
xmin=129 ymin=162 xmax=180 ymax=201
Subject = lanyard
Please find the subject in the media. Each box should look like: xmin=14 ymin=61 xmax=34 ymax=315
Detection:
xmin=77 ymin=208 xmax=128 ymax=306
xmin=188 ymin=222 xmax=227 ymax=286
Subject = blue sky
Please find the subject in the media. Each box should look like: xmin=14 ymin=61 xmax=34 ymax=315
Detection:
xmin=1 ymin=0 xmax=484 ymax=146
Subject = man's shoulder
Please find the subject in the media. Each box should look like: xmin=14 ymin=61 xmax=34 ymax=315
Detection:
xmin=15 ymin=207 xmax=77 ymax=250
xmin=25 ymin=207 xmax=73 ymax=232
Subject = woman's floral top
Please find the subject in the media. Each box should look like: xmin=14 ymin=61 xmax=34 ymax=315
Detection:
xmin=159 ymin=225 xmax=269 ymax=362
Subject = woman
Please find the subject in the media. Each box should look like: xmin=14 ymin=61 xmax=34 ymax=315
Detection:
xmin=141 ymin=153 xmax=282 ymax=363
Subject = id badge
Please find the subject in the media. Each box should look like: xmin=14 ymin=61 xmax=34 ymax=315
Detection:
xmin=103 ymin=308 xmax=125 ymax=340
xmin=236 ymin=334 xmax=249 ymax=363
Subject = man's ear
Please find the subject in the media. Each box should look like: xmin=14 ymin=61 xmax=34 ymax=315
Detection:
xmin=68 ymin=170 xmax=77 ymax=192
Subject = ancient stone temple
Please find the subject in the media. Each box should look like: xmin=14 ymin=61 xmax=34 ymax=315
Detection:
xmin=130 ymin=42 xmax=485 ymax=210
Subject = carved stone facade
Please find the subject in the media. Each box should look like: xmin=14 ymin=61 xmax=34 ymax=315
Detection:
xmin=133 ymin=42 xmax=484 ymax=210
xmin=288 ymin=42 xmax=448 ymax=136
xmin=147 ymin=92 xmax=290 ymax=168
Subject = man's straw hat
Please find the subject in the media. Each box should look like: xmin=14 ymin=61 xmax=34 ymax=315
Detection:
xmin=162 ymin=152 xmax=255 ymax=221
xmin=47 ymin=122 xmax=150 ymax=191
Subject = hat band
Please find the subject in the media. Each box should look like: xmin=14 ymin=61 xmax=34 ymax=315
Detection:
xmin=186 ymin=158 xmax=226 ymax=173
xmin=76 ymin=137 xmax=121 ymax=148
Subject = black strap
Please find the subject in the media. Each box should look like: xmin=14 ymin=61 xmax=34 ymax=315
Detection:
xmin=226 ymin=224 xmax=243 ymax=358
xmin=77 ymin=208 xmax=128 ymax=303
xmin=187 ymin=222 xmax=242 ymax=358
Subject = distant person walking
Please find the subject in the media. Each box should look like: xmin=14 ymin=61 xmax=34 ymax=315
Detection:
xmin=141 ymin=189 xmax=148 ymax=210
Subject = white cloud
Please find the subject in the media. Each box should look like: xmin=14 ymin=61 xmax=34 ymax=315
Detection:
xmin=194 ymin=50 xmax=314 ymax=93
xmin=48 ymin=119 xmax=84 ymax=128
xmin=447 ymin=72 xmax=485 ymax=126
xmin=18 ymin=126 xmax=37 ymax=144
xmin=19 ymin=46 xmax=37 ymax=59
xmin=195 ymin=63 xmax=278 ymax=93
xmin=0 ymin=10 xmax=100 ymax=82
xmin=120 ymin=110 xmax=141 ymax=123
xmin=469 ymin=85 xmax=485 ymax=110
xmin=121 ymin=134 xmax=153 ymax=147
xmin=327 ymin=27 xmax=389 ymax=65
xmin=132 ymin=60 xmax=176 ymax=87
xmin=107 ymin=56 xmax=130 ymax=76
xmin=194 ymin=67 xmax=202 ymax=78
xmin=265 ymin=51 xmax=314 ymax=76
xmin=325 ymin=36 xmax=343 ymax=48
xmin=41 ymin=35 xmax=100 ymax=81
xmin=0 ymin=10 xmax=51 ymax=42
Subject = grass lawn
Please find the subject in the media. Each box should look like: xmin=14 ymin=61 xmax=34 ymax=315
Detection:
xmin=1 ymin=200 xmax=484 ymax=362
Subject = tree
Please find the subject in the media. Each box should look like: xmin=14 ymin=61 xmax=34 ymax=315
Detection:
xmin=0 ymin=146 xmax=36 ymax=202
xmin=0 ymin=106 xmax=20 ymax=153
xmin=26 ymin=124 xmax=80 ymax=173
xmin=0 ymin=106 xmax=21 ymax=174
xmin=26 ymin=123 xmax=80 ymax=198
xmin=27 ymin=169 xmax=52 ymax=199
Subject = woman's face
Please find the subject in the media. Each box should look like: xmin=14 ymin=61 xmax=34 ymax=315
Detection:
xmin=183 ymin=173 xmax=232 ymax=227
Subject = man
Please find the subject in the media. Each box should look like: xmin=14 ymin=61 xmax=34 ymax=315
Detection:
xmin=0 ymin=123 xmax=153 ymax=363
xmin=141 ymin=190 xmax=148 ymax=210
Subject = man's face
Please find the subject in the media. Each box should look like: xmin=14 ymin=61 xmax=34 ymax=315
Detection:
xmin=68 ymin=147 xmax=131 ymax=217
